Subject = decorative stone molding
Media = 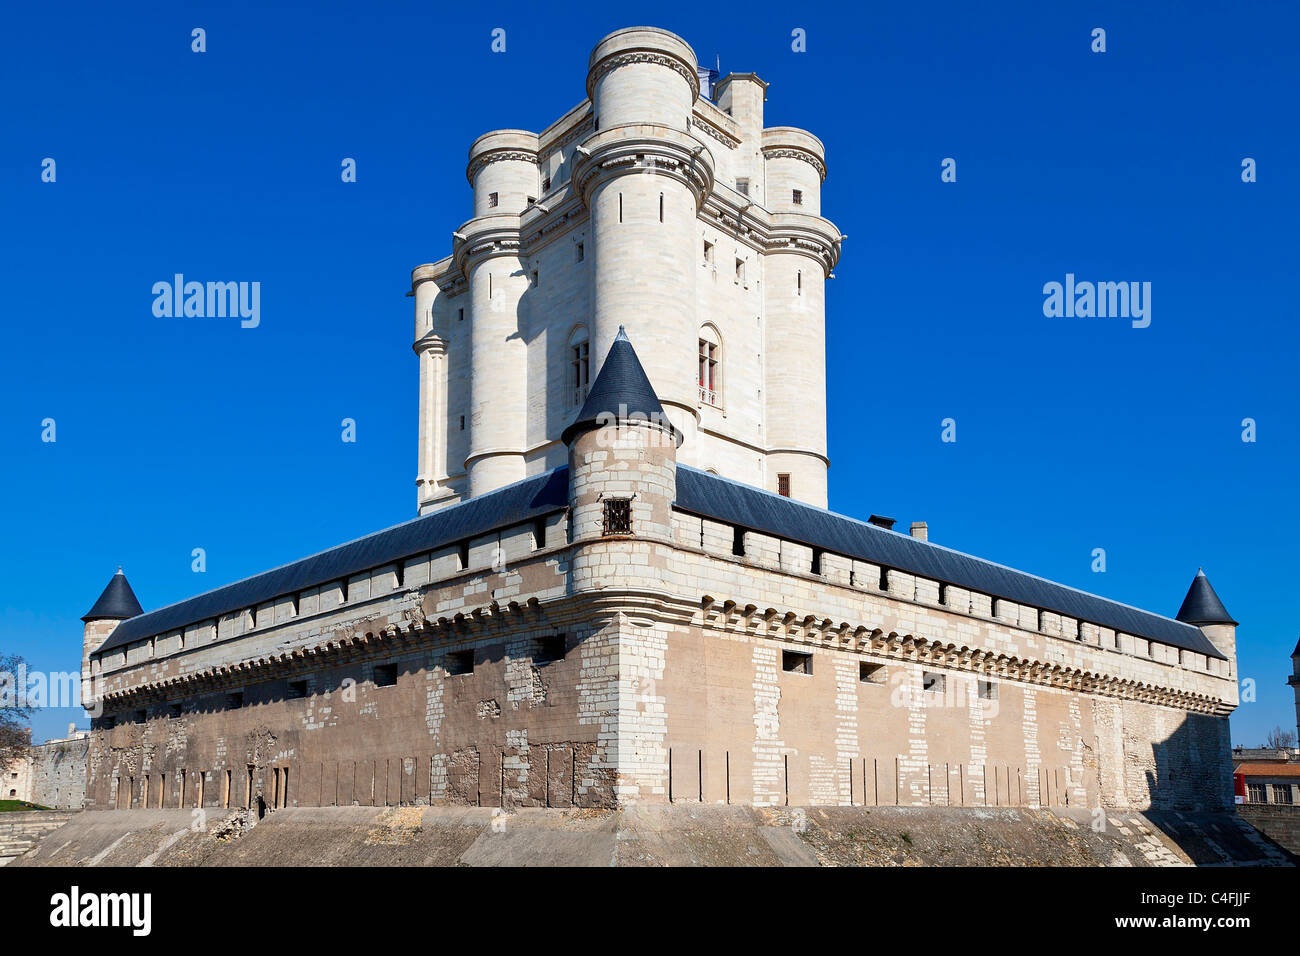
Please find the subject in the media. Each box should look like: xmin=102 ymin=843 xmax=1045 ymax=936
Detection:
xmin=587 ymin=51 xmax=699 ymax=101
xmin=690 ymin=115 xmax=739 ymax=150
xmin=570 ymin=127 xmax=716 ymax=210
xmin=466 ymin=149 xmax=539 ymax=185
xmin=762 ymin=145 xmax=826 ymax=181
xmin=696 ymin=594 xmax=1231 ymax=716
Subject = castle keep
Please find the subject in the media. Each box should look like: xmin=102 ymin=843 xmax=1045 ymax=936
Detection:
xmin=81 ymin=27 xmax=1239 ymax=815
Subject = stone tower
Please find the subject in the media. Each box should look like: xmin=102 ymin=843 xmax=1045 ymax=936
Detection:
xmin=412 ymin=26 xmax=840 ymax=514
xmin=1176 ymin=568 xmax=1239 ymax=706
xmin=80 ymin=568 xmax=143 ymax=710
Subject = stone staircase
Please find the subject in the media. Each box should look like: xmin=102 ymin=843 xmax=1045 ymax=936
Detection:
xmin=0 ymin=811 xmax=78 ymax=863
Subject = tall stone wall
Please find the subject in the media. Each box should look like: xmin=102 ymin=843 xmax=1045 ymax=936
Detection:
xmin=30 ymin=738 xmax=88 ymax=809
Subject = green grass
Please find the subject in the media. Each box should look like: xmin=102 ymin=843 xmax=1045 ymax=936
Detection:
xmin=0 ymin=799 xmax=51 ymax=812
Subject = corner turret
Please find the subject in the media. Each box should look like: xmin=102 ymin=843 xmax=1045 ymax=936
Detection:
xmin=81 ymin=568 xmax=143 ymax=712
xmin=1176 ymin=568 xmax=1238 ymax=678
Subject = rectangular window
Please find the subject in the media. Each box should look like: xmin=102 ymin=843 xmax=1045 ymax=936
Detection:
xmin=530 ymin=269 xmax=539 ymax=288
xmin=459 ymin=415 xmax=465 ymax=431
xmin=534 ymin=634 xmax=566 ymax=665
xmin=573 ymin=341 xmax=590 ymax=405
xmin=526 ymin=196 xmax=536 ymax=207
xmin=488 ymin=191 xmax=499 ymax=208
xmin=287 ymin=680 xmax=308 ymax=700
xmin=1247 ymin=782 xmax=1266 ymax=803
xmin=168 ymin=703 xmax=183 ymax=718
xmin=859 ymin=661 xmax=886 ymax=684
xmin=457 ymin=540 xmax=470 ymax=569
xmin=1274 ymin=784 xmax=1294 ymax=805
xmin=458 ymin=307 xmax=464 ymax=321
xmin=792 ymin=188 xmax=803 ymax=205
xmin=532 ymin=516 xmax=547 ymax=550
xmin=732 ymin=526 xmax=746 ymax=556
xmin=978 ymin=680 xmax=998 ymax=700
xmin=782 ymin=650 xmax=812 ymax=675
xmin=373 ymin=664 xmax=398 ymax=687
xmin=698 ymin=339 xmax=718 ymax=404
xmin=659 ymin=192 xmax=664 ymax=222
xmin=736 ymin=178 xmax=749 ymax=196
xmin=134 ymin=709 xmax=147 ymax=723
xmin=703 ymin=240 xmax=714 ymax=265
xmin=602 ymin=497 xmax=633 ymax=536
xmin=542 ymin=176 xmax=551 ymax=191
xmin=922 ymin=671 xmax=946 ymax=694
xmin=575 ymin=242 xmax=584 ymax=262
xmin=810 ymin=547 xmax=823 ymax=575
xmin=777 ymin=474 xmax=791 ymax=497
xmin=797 ymin=270 xmax=802 ymax=296
xmin=735 ymin=258 xmax=745 ymax=285
xmin=226 ymin=691 xmax=243 ymax=709
xmin=446 ymin=650 xmax=474 ymax=676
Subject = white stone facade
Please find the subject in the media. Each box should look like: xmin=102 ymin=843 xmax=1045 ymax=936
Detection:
xmin=412 ymin=27 xmax=840 ymax=514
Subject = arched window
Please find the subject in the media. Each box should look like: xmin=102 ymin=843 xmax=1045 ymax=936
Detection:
xmin=568 ymin=326 xmax=590 ymax=407
xmin=698 ymin=325 xmax=721 ymax=406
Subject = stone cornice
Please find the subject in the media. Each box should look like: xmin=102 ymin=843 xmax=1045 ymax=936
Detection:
xmin=466 ymin=149 xmax=539 ymax=185
xmin=412 ymin=332 xmax=447 ymax=356
xmin=761 ymin=146 xmax=827 ymax=181
xmin=450 ymin=216 xmax=525 ymax=274
xmin=586 ymin=51 xmax=699 ymax=102
xmin=94 ymin=590 xmax=697 ymax=709
xmin=690 ymin=113 xmax=740 ymax=151
xmin=571 ymin=125 xmax=716 ymax=210
xmin=696 ymin=594 xmax=1233 ymax=717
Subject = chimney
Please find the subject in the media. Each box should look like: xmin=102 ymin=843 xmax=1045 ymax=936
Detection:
xmin=910 ymin=521 xmax=928 ymax=542
xmin=867 ymin=515 xmax=896 ymax=531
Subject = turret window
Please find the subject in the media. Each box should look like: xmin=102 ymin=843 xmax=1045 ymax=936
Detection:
xmin=792 ymin=189 xmax=803 ymax=205
xmin=488 ymin=192 xmax=499 ymax=208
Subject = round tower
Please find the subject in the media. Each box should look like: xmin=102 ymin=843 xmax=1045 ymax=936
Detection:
xmin=576 ymin=27 xmax=714 ymax=461
xmin=1176 ymin=568 xmax=1239 ymax=683
xmin=81 ymin=568 xmax=143 ymax=711
xmin=563 ymin=328 xmax=681 ymax=595
xmin=761 ymin=129 xmax=832 ymax=507
xmin=459 ymin=130 xmax=539 ymax=496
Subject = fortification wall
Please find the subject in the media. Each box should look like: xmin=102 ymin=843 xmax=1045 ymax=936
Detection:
xmin=30 ymin=737 xmax=88 ymax=809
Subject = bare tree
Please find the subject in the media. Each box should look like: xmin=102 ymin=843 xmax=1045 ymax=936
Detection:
xmin=0 ymin=653 xmax=33 ymax=768
xmin=1264 ymin=726 xmax=1297 ymax=750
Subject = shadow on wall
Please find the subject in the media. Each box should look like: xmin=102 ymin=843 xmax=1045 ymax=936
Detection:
xmin=1142 ymin=711 xmax=1232 ymax=813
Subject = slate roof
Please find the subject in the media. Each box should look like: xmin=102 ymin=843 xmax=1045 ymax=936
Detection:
xmin=81 ymin=569 xmax=144 ymax=622
xmin=93 ymin=469 xmax=569 ymax=657
xmin=1175 ymin=569 xmax=1238 ymax=627
xmin=93 ymin=465 xmax=1225 ymax=662
xmin=673 ymin=466 xmax=1226 ymax=660
xmin=561 ymin=327 xmax=681 ymax=446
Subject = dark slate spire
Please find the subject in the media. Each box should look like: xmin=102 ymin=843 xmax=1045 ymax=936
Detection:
xmin=1175 ymin=569 xmax=1238 ymax=627
xmin=561 ymin=327 xmax=682 ymax=446
xmin=1291 ymin=635 xmax=1300 ymax=658
xmin=81 ymin=568 xmax=144 ymax=622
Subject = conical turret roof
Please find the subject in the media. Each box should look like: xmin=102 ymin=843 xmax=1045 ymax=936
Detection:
xmin=561 ymin=327 xmax=681 ymax=446
xmin=1175 ymin=569 xmax=1237 ymax=627
xmin=81 ymin=568 xmax=144 ymax=622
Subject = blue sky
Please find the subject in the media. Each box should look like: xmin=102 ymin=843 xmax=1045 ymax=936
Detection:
xmin=1 ymin=1 xmax=1296 ymax=748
